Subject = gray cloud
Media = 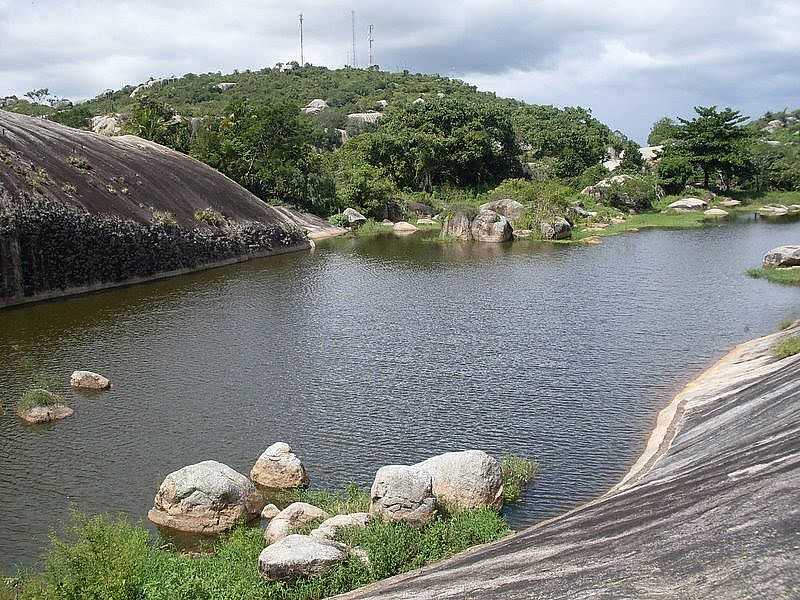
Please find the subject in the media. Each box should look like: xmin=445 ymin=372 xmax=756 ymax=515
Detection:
xmin=0 ymin=0 xmax=797 ymax=140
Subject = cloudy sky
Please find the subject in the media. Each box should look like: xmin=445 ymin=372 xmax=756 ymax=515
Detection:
xmin=1 ymin=0 xmax=798 ymax=141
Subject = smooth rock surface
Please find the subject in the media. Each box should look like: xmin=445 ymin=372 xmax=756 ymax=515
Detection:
xmin=258 ymin=534 xmax=348 ymax=581
xmin=763 ymin=245 xmax=800 ymax=268
xmin=70 ymin=370 xmax=111 ymax=390
xmin=261 ymin=503 xmax=280 ymax=520
xmin=414 ymin=450 xmax=503 ymax=510
xmin=343 ymin=208 xmax=367 ymax=226
xmin=470 ymin=210 xmax=513 ymax=243
xmin=393 ymin=221 xmax=418 ymax=234
xmin=250 ymin=442 xmax=309 ymax=489
xmin=704 ymin=208 xmax=729 ymax=218
xmin=311 ymin=512 xmax=371 ymax=540
xmin=265 ymin=502 xmax=330 ymax=544
xmin=147 ymin=461 xmax=264 ymax=534
xmin=17 ymin=404 xmax=73 ymax=424
xmin=370 ymin=465 xmax=436 ymax=527
xmin=666 ymin=197 xmax=709 ymax=211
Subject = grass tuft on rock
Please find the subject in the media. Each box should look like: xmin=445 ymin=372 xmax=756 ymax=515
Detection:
xmin=747 ymin=267 xmax=800 ymax=286
xmin=773 ymin=336 xmax=800 ymax=359
xmin=500 ymin=454 xmax=539 ymax=504
xmin=17 ymin=388 xmax=64 ymax=412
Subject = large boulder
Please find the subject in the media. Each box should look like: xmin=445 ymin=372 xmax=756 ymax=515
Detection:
xmin=666 ymin=198 xmax=709 ymax=211
xmin=704 ymin=208 xmax=729 ymax=219
xmin=70 ymin=370 xmax=111 ymax=390
xmin=90 ymin=114 xmax=123 ymax=136
xmin=343 ymin=208 xmax=367 ymax=227
xmin=539 ymin=217 xmax=572 ymax=240
xmin=763 ymin=246 xmax=800 ymax=269
xmin=258 ymin=534 xmax=348 ymax=581
xmin=265 ymin=502 xmax=330 ymax=544
xmin=302 ymin=99 xmax=329 ymax=115
xmin=393 ymin=221 xmax=418 ymax=234
xmin=370 ymin=465 xmax=436 ymax=527
xmin=250 ymin=442 xmax=309 ymax=489
xmin=414 ymin=450 xmax=503 ymax=510
xmin=407 ymin=202 xmax=436 ymax=217
xmin=441 ymin=211 xmax=473 ymax=241
xmin=470 ymin=210 xmax=513 ymax=243
xmin=147 ymin=461 xmax=264 ymax=534
xmin=17 ymin=402 xmax=73 ymax=424
xmin=311 ymin=512 xmax=371 ymax=540
xmin=478 ymin=198 xmax=525 ymax=222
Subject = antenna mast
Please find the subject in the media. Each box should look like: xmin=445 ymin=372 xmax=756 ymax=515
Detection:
xmin=351 ymin=10 xmax=357 ymax=68
xmin=299 ymin=13 xmax=304 ymax=66
xmin=368 ymin=24 xmax=374 ymax=66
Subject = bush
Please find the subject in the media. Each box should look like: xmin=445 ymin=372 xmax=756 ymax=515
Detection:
xmin=657 ymin=150 xmax=695 ymax=195
xmin=774 ymin=336 xmax=800 ymax=359
xmin=484 ymin=179 xmax=575 ymax=236
xmin=193 ymin=208 xmax=227 ymax=227
xmin=500 ymin=455 xmax=539 ymax=504
xmin=570 ymin=164 xmax=610 ymax=192
xmin=603 ymin=176 xmax=658 ymax=212
xmin=327 ymin=213 xmax=348 ymax=228
xmin=151 ymin=210 xmax=178 ymax=228
xmin=18 ymin=388 xmax=64 ymax=412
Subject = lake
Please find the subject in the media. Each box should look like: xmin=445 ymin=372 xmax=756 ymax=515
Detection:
xmin=1 ymin=215 xmax=798 ymax=572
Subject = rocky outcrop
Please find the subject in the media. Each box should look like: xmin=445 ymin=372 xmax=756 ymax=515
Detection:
xmin=311 ymin=513 xmax=371 ymax=540
xmin=666 ymin=197 xmax=709 ymax=211
xmin=265 ymin=502 xmax=330 ymax=544
xmin=302 ymin=99 xmax=329 ymax=115
xmin=90 ymin=114 xmax=123 ymax=136
xmin=441 ymin=211 xmax=473 ymax=241
xmin=346 ymin=112 xmax=383 ymax=125
xmin=17 ymin=402 xmax=74 ymax=424
xmin=250 ymin=442 xmax=309 ymax=489
xmin=477 ymin=199 xmax=524 ymax=222
xmin=414 ymin=451 xmax=503 ymax=510
xmin=370 ymin=465 xmax=436 ymax=527
xmin=343 ymin=208 xmax=367 ymax=227
xmin=763 ymin=245 xmax=800 ymax=268
xmin=340 ymin=326 xmax=800 ymax=599
xmin=258 ymin=534 xmax=349 ymax=581
xmin=539 ymin=217 xmax=572 ymax=240
xmin=70 ymin=370 xmax=111 ymax=390
xmin=215 ymin=82 xmax=236 ymax=91
xmin=580 ymin=174 xmax=634 ymax=198
xmin=147 ymin=461 xmax=264 ymax=534
xmin=470 ymin=210 xmax=513 ymax=243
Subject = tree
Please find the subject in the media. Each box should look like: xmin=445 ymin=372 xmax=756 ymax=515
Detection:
xmin=618 ymin=140 xmax=645 ymax=173
xmin=656 ymin=146 xmax=695 ymax=194
xmin=24 ymin=88 xmax=50 ymax=105
xmin=647 ymin=117 xmax=679 ymax=145
xmin=125 ymin=98 xmax=191 ymax=152
xmin=675 ymin=106 xmax=751 ymax=189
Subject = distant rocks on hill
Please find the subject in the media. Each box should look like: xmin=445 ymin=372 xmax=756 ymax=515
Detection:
xmin=303 ymin=99 xmax=329 ymax=115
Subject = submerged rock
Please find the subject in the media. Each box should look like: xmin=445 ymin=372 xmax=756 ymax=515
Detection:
xmin=414 ymin=450 xmax=503 ymax=510
xmin=250 ymin=442 xmax=309 ymax=489
xmin=70 ymin=370 xmax=111 ymax=390
xmin=148 ymin=461 xmax=264 ymax=534
xmin=470 ymin=210 xmax=513 ymax=243
xmin=441 ymin=211 xmax=473 ymax=241
xmin=763 ymin=245 xmax=800 ymax=268
xmin=370 ymin=465 xmax=436 ymax=527
xmin=258 ymin=534 xmax=348 ymax=581
xmin=265 ymin=502 xmax=330 ymax=544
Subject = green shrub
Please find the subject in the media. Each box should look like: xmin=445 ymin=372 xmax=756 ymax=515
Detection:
xmin=65 ymin=155 xmax=91 ymax=170
xmin=747 ymin=267 xmax=800 ymax=286
xmin=269 ymin=483 xmax=370 ymax=515
xmin=500 ymin=455 xmax=539 ymax=503
xmin=193 ymin=208 xmax=227 ymax=227
xmin=604 ymin=176 xmax=658 ymax=212
xmin=18 ymin=388 xmax=64 ymax=412
xmin=151 ymin=210 xmax=178 ymax=228
xmin=779 ymin=318 xmax=796 ymax=331
xmin=774 ymin=336 xmax=800 ymax=359
xmin=327 ymin=213 xmax=348 ymax=228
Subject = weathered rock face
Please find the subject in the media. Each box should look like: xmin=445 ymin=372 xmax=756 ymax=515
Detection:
xmin=147 ymin=461 xmax=264 ymax=534
xmin=719 ymin=199 xmax=741 ymax=208
xmin=414 ymin=450 xmax=503 ymax=510
xmin=70 ymin=370 xmax=111 ymax=390
xmin=763 ymin=245 xmax=800 ymax=268
xmin=258 ymin=534 xmax=348 ymax=581
xmin=666 ymin=197 xmax=709 ymax=211
xmin=311 ymin=513 xmax=371 ymax=540
xmin=250 ymin=442 xmax=309 ymax=489
xmin=17 ymin=404 xmax=74 ymax=424
xmin=441 ymin=211 xmax=473 ymax=241
xmin=539 ymin=217 xmax=572 ymax=240
xmin=90 ymin=114 xmax=123 ymax=136
xmin=302 ymin=99 xmax=329 ymax=115
xmin=264 ymin=502 xmax=330 ymax=544
xmin=470 ymin=210 xmax=513 ymax=243
xmin=261 ymin=503 xmax=280 ymax=520
xmin=340 ymin=326 xmax=800 ymax=600
xmin=343 ymin=208 xmax=367 ymax=227
xmin=580 ymin=174 xmax=634 ymax=198
xmin=370 ymin=465 xmax=436 ymax=527
xmin=478 ymin=199 xmax=525 ymax=222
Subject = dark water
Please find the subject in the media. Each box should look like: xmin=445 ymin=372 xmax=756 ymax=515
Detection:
xmin=1 ymin=216 xmax=799 ymax=572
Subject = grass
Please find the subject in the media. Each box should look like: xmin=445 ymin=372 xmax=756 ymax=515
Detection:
xmin=779 ymin=318 xmax=796 ymax=331
xmin=17 ymin=389 xmax=64 ymax=412
xmin=500 ymin=455 xmax=539 ymax=504
xmin=11 ymin=507 xmax=510 ymax=600
xmin=774 ymin=336 xmax=800 ymax=359
xmin=267 ymin=483 xmax=370 ymax=516
xmin=747 ymin=267 xmax=800 ymax=286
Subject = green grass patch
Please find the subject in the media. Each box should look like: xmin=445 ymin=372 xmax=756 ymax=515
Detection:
xmin=268 ymin=483 xmax=370 ymax=516
xmin=17 ymin=388 xmax=64 ymax=412
xmin=573 ymin=211 xmax=706 ymax=240
xmin=500 ymin=455 xmax=539 ymax=504
xmin=747 ymin=267 xmax=800 ymax=286
xmin=779 ymin=318 xmax=796 ymax=331
xmin=774 ymin=336 xmax=800 ymax=359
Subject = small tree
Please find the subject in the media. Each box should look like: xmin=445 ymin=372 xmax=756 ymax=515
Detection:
xmin=24 ymin=88 xmax=50 ymax=105
xmin=647 ymin=117 xmax=679 ymax=145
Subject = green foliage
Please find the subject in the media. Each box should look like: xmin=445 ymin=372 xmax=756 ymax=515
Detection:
xmin=0 ymin=578 xmax=16 ymax=600
xmin=657 ymin=147 xmax=695 ymax=194
xmin=779 ymin=318 xmax=796 ymax=331
xmin=269 ymin=483 xmax=370 ymax=516
xmin=570 ymin=164 xmax=610 ymax=192
xmin=773 ymin=336 xmax=800 ymax=359
xmin=500 ymin=455 xmax=539 ymax=504
xmin=747 ymin=267 xmax=800 ymax=287
xmin=18 ymin=388 xmax=64 ymax=412
xmin=327 ymin=213 xmax=348 ymax=227
xmin=618 ymin=140 xmax=645 ymax=173
xmin=151 ymin=210 xmax=178 ymax=228
xmin=482 ymin=179 xmax=575 ymax=237
xmin=65 ymin=155 xmax=91 ymax=171
xmin=125 ymin=98 xmax=191 ymax=152
xmin=604 ymin=176 xmax=658 ymax=212
xmin=647 ymin=117 xmax=679 ymax=145
xmin=49 ymin=106 xmax=93 ymax=129
xmin=330 ymin=143 xmax=395 ymax=218
xmin=193 ymin=208 xmax=227 ymax=227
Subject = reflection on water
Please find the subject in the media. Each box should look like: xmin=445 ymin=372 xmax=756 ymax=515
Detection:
xmin=1 ymin=218 xmax=799 ymax=572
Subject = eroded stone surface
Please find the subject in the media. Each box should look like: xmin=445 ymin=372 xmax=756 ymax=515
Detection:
xmin=370 ymin=465 xmax=436 ymax=527
xmin=258 ymin=534 xmax=348 ymax=581
xmin=70 ymin=370 xmax=111 ymax=390
xmin=414 ymin=450 xmax=503 ymax=510
xmin=250 ymin=442 xmax=309 ymax=489
xmin=764 ymin=245 xmax=800 ymax=268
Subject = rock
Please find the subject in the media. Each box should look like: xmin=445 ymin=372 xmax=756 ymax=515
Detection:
xmin=250 ymin=442 xmax=309 ymax=489
xmin=311 ymin=512 xmax=371 ymax=540
xmin=258 ymin=534 xmax=348 ymax=582
xmin=581 ymin=175 xmax=634 ymax=198
xmin=17 ymin=403 xmax=73 ymax=424
xmin=513 ymin=229 xmax=532 ymax=239
xmin=215 ymin=82 xmax=236 ymax=91
xmin=416 ymin=218 xmax=436 ymax=225
xmin=582 ymin=236 xmax=602 ymax=245
xmin=265 ymin=502 xmax=330 ymax=544
xmin=343 ymin=208 xmax=367 ymax=227
xmin=147 ymin=461 xmax=264 ymax=534
xmin=763 ymin=246 xmax=800 ymax=269
xmin=381 ymin=219 xmax=394 ymax=226
xmin=572 ymin=205 xmax=597 ymax=218
xmin=407 ymin=202 xmax=436 ymax=217
xmin=302 ymin=99 xmax=329 ymax=115
xmin=441 ymin=211 xmax=473 ymax=241
xmin=261 ymin=504 xmax=280 ymax=520
xmin=704 ymin=208 xmax=729 ymax=218
xmin=414 ymin=450 xmax=503 ymax=510
xmin=759 ymin=204 xmax=790 ymax=216
xmin=539 ymin=217 xmax=572 ymax=240
xmin=477 ymin=198 xmax=525 ymax=222
xmin=470 ymin=210 xmax=513 ymax=243
xmin=376 ymin=100 xmax=389 ymax=109
xmin=377 ymin=199 xmax=403 ymax=222
xmin=70 ymin=370 xmax=111 ymax=390
xmin=346 ymin=112 xmax=383 ymax=125
xmin=666 ymin=198 xmax=709 ymax=211
xmin=90 ymin=114 xmax=122 ymax=136
xmin=370 ymin=465 xmax=437 ymax=527
xmin=610 ymin=217 xmax=626 ymax=225
xmin=720 ymin=199 xmax=741 ymax=208
xmin=413 ymin=98 xmax=426 ymax=104
xmin=393 ymin=221 xmax=418 ymax=234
